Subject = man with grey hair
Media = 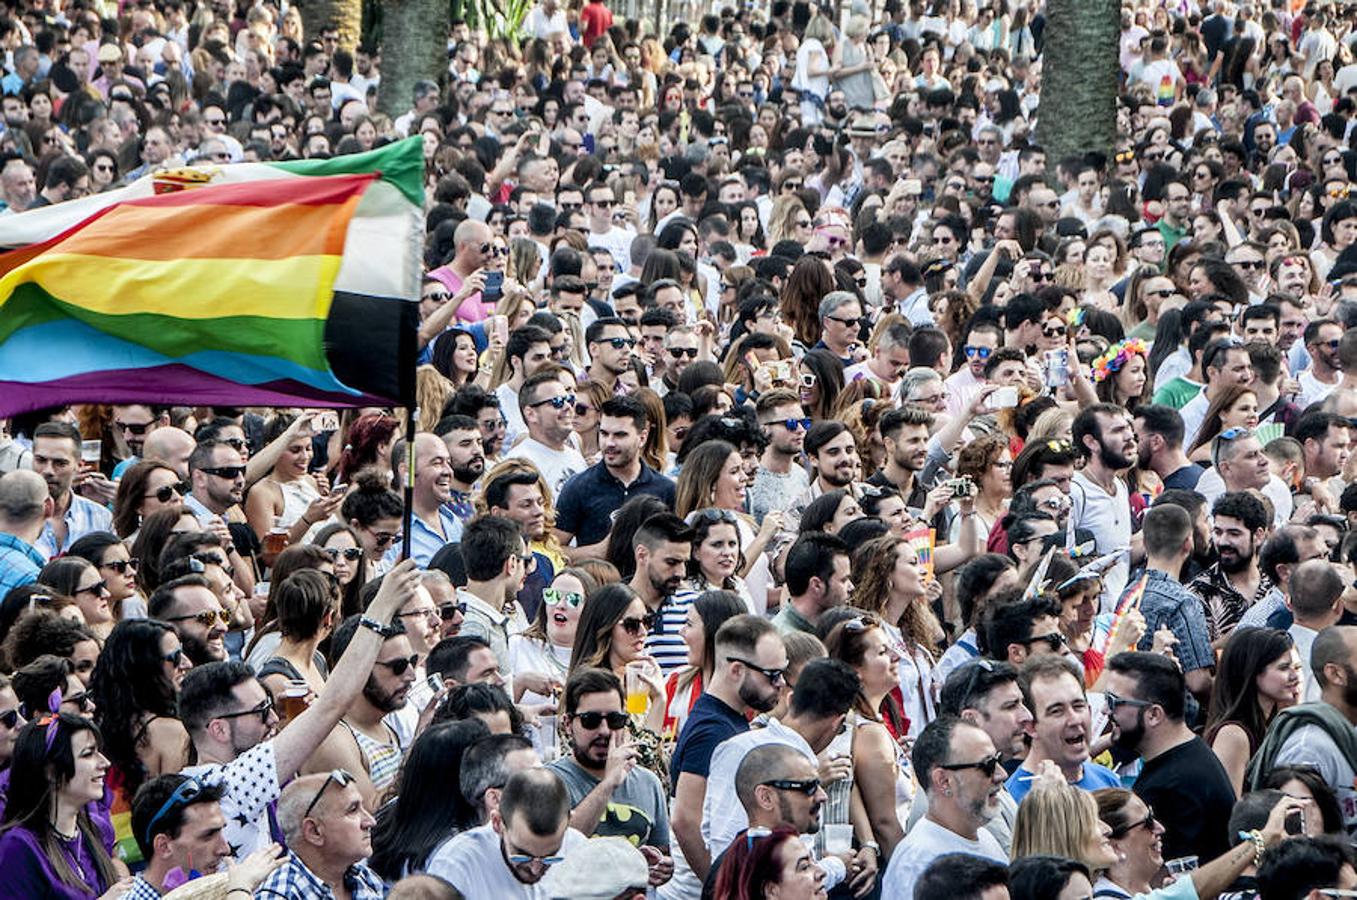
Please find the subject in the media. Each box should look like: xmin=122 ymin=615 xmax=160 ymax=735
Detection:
xmin=845 ymin=320 xmax=912 ymax=394
xmin=816 ymin=291 xmax=864 ymax=364
xmin=459 ymin=733 xmax=539 ymax=825
xmin=254 ymin=771 xmax=385 ymax=898
xmin=0 ymin=470 xmax=51 ymax=596
xmin=394 ymin=79 xmax=441 ymax=136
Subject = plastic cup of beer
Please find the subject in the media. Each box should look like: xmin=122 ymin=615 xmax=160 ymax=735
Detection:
xmin=625 ymin=661 xmax=649 ymax=715
xmin=280 ymin=680 xmax=309 ymax=726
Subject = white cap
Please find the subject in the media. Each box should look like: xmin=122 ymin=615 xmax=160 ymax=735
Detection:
xmin=541 ymin=837 xmax=650 ymax=900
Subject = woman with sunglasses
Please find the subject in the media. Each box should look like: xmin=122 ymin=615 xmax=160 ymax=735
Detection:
xmin=510 ymin=567 xmax=598 ymax=707
xmin=313 ymin=523 xmax=368 ymax=618
xmin=340 ymin=471 xmax=404 ymax=580
xmin=12 ymin=656 xmax=95 ymax=723
xmin=0 ymin=713 xmax=126 ymax=899
xmin=39 ymin=558 xmax=114 ymax=642
xmin=822 ymin=613 xmax=911 ymax=859
xmin=1093 ymin=788 xmax=1170 ymax=897
xmin=89 ymin=619 xmax=190 ymax=868
xmin=68 ymin=533 xmax=144 ymax=622
xmin=1205 ymin=627 xmax=1303 ymax=798
xmin=569 ymin=583 xmax=665 ymax=735
xmin=110 ymin=461 xmax=184 ymax=540
xmin=573 ymin=381 xmax=610 ymax=464
xmin=257 ymin=570 xmax=339 ymax=705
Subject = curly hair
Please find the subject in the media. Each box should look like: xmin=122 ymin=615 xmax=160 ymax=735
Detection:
xmin=849 ymin=536 xmax=941 ymax=653
xmin=956 ymin=432 xmax=1010 ymax=483
xmin=89 ymin=619 xmax=179 ymax=800
xmin=2 ymin=609 xmax=98 ymax=675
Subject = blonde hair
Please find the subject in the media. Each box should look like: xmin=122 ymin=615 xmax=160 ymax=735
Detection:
xmin=1029 ymin=407 xmax=1075 ymax=444
xmin=415 ymin=366 xmax=453 ymax=432
xmin=1011 ymin=778 xmax=1106 ymax=871
xmin=804 ymin=14 xmax=835 ymax=45
xmin=767 ymin=195 xmax=808 ymax=246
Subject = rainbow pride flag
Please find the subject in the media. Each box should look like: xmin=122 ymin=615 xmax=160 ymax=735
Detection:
xmin=0 ymin=137 xmax=425 ymax=415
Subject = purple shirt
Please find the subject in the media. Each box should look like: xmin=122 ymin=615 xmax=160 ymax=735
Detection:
xmin=0 ymin=768 xmax=116 ymax=855
xmin=0 ymin=826 xmax=110 ymax=899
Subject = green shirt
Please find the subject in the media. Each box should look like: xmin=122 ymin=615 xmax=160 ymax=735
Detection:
xmin=1153 ymin=376 xmax=1203 ymax=410
xmin=1157 ymin=219 xmax=1188 ymax=251
xmin=772 ymin=602 xmax=816 ymax=636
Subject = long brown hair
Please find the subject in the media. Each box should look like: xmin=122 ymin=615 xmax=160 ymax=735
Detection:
xmin=1187 ymin=384 xmax=1257 ymax=456
xmin=823 ymin=612 xmax=907 ymax=733
xmin=849 ymin=536 xmax=941 ymax=654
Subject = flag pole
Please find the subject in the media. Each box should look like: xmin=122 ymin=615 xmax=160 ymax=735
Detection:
xmin=400 ymin=404 xmax=416 ymax=561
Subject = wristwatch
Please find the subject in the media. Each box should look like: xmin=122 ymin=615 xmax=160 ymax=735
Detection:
xmin=359 ymin=615 xmax=392 ymax=637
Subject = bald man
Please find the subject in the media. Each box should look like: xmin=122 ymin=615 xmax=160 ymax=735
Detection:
xmin=142 ymin=426 xmax=196 ymax=479
xmin=0 ymin=470 xmax=52 ymax=595
xmin=255 ymin=772 xmax=384 ymax=899
xmin=395 ymin=432 xmax=463 ymax=566
xmin=427 ymin=219 xmax=495 ymax=327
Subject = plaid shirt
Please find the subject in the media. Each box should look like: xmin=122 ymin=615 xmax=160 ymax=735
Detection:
xmin=121 ymin=875 xmax=162 ymax=900
xmin=1188 ymin=563 xmax=1275 ymax=643
xmin=0 ymin=532 xmax=43 ymax=600
xmin=254 ymin=851 xmax=386 ymax=900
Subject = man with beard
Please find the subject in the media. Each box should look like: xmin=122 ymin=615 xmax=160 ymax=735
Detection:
xmin=907 ymin=659 xmax=1032 ymax=852
xmin=670 ymin=616 xmax=787 ymax=894
xmin=1151 ymin=489 xmax=1214 ymax=583
xmin=871 ymin=405 xmax=934 ymax=510
xmin=549 ymin=669 xmax=672 ymax=866
xmin=1006 ymin=656 xmax=1120 ymax=802
xmin=178 ymin=560 xmax=419 ymax=861
xmin=751 ymin=390 xmax=811 ymax=525
xmin=882 ymin=716 xmax=1009 ymax=900
xmin=702 ymin=659 xmax=867 ymax=890
xmin=437 ymin=415 xmax=485 ymax=530
xmin=1133 ymin=405 xmax=1205 ymax=492
xmin=783 ymin=422 xmax=861 ymax=537
xmin=395 ymin=432 xmax=463 ymax=567
xmin=505 ymin=370 xmax=586 ymax=501
xmin=1134 ymin=505 xmax=1215 ymax=703
xmin=1104 ymin=651 xmax=1235 ymax=863
xmin=302 ymin=614 xmax=417 ymax=804
xmin=455 ymin=515 xmax=531 ymax=670
xmin=150 ymin=574 xmax=230 ymax=664
xmin=773 ymin=532 xmax=853 ymax=637
xmin=1069 ymin=404 xmax=1139 ymax=610
xmin=627 ymin=513 xmax=693 ymax=676
xmin=1189 ymin=492 xmax=1273 ymax=643
xmin=1296 ymin=319 xmax=1344 ymax=410
xmin=1248 ymin=626 xmax=1357 ymax=838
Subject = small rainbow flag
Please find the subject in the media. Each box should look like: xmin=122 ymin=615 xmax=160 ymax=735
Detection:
xmin=0 ymin=138 xmax=425 ymax=415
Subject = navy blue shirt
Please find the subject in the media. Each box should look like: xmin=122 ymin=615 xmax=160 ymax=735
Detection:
xmin=555 ymin=462 xmax=676 ymax=547
xmin=1161 ymin=463 xmax=1206 ymax=491
xmin=670 ymin=693 xmax=748 ymax=794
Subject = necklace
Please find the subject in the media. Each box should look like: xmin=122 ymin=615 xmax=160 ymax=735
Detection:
xmin=51 ymin=822 xmax=78 ymax=842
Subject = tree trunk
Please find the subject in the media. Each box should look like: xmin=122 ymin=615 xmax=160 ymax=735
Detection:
xmin=376 ymin=0 xmax=448 ymax=117
xmin=1035 ymin=0 xmax=1120 ymax=166
xmin=301 ymin=0 xmax=363 ymax=52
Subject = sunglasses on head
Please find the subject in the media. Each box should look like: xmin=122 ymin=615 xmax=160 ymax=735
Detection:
xmin=324 ymin=547 xmax=364 ymax=562
xmin=143 ymin=777 xmax=206 ymax=847
xmin=573 ymin=710 xmax=628 ymax=730
xmin=303 ymin=769 xmax=357 ymax=820
xmin=543 ymin=587 xmax=584 ymax=608
xmin=620 ymin=613 xmax=655 ymax=635
xmin=375 ymin=654 xmax=420 ymax=676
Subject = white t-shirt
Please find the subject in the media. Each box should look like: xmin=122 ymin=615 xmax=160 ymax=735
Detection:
xmin=1193 ymin=469 xmax=1293 ymax=528
xmin=497 ymin=382 xmax=528 ymax=451
xmin=844 ymin=360 xmax=902 ymax=397
xmin=1296 ymin=368 xmax=1339 ymax=410
xmin=880 ymin=816 xmax=1006 ymax=900
xmin=589 ymin=225 xmax=635 ymax=273
xmin=702 ymin=719 xmax=817 ymax=856
xmin=1274 ymin=723 xmax=1357 ymax=839
xmin=507 ymin=634 xmax=572 ymax=706
xmin=1179 ymin=389 xmax=1210 ymax=448
xmin=525 ymin=5 xmax=569 ymax=39
xmin=1069 ymin=471 xmax=1132 ymax=613
xmin=505 ymin=437 xmax=587 ymax=500
xmin=427 ymin=823 xmax=589 ymax=897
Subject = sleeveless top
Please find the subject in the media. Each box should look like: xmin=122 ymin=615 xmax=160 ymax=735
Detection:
xmin=275 ymin=477 xmax=321 ymax=529
xmin=342 ymin=720 xmax=403 ymax=796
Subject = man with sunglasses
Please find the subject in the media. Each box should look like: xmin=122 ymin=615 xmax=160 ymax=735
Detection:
xmin=427 ymin=218 xmax=493 ymax=326
xmin=150 ymin=573 xmax=232 ymax=665
xmin=586 ymin=182 xmax=634 ymax=272
xmin=430 ymin=767 xmax=588 ymax=897
xmin=815 ymin=292 xmax=865 ymax=366
xmin=256 ymin=769 xmax=384 ymax=899
xmin=881 ymin=715 xmax=1009 ymax=900
xmin=751 ymin=390 xmax=811 ymax=526
xmin=1295 ymin=319 xmax=1345 ymax=411
xmin=945 ymin=321 xmax=1002 ymax=419
xmin=185 ymin=439 xmax=247 ymax=533
xmin=582 ymin=316 xmax=636 ymax=399
xmin=550 ymin=669 xmax=671 ymax=870
xmin=1105 ymin=651 xmax=1236 ymax=863
xmin=177 ymin=559 xmax=418 ymax=862
xmin=506 ymin=370 xmax=587 ymax=502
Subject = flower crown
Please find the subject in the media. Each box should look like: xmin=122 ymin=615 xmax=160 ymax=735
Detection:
xmin=1090 ymin=338 xmax=1148 ymax=383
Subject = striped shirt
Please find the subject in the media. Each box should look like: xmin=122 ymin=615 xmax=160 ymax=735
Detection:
xmin=646 ymin=585 xmax=698 ymax=678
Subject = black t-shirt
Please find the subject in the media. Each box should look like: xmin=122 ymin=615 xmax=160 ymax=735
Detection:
xmin=1133 ymin=736 xmax=1236 ymax=863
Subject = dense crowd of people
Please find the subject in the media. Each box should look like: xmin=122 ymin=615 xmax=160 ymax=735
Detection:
xmin=1 ymin=0 xmax=1357 ymax=897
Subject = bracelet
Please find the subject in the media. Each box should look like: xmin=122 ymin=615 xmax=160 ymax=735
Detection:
xmin=1237 ymin=829 xmax=1265 ymax=867
xmin=358 ymin=615 xmax=392 ymax=637
xmin=861 ymin=841 xmax=880 ymax=856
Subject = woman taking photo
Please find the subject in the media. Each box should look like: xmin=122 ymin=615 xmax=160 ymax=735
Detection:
xmin=569 ymin=583 xmax=665 ymax=735
xmin=245 ymin=414 xmax=339 ymax=549
xmin=67 ymin=533 xmax=143 ymax=622
xmin=0 ymin=714 xmax=123 ymax=899
xmin=661 ymin=590 xmax=747 ymax=741
xmin=850 ymin=536 xmax=941 ymax=740
xmin=509 ymin=567 xmax=598 ymax=706
xmin=89 ymin=619 xmax=190 ymax=867
xmin=949 ymin=434 xmax=1011 ymax=545
xmin=675 ymin=441 xmax=778 ymax=615
xmin=824 ymin=613 xmax=913 ymax=859
xmin=110 ymin=461 xmax=184 ymax=540
xmin=1205 ymin=627 xmax=1303 ymax=797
